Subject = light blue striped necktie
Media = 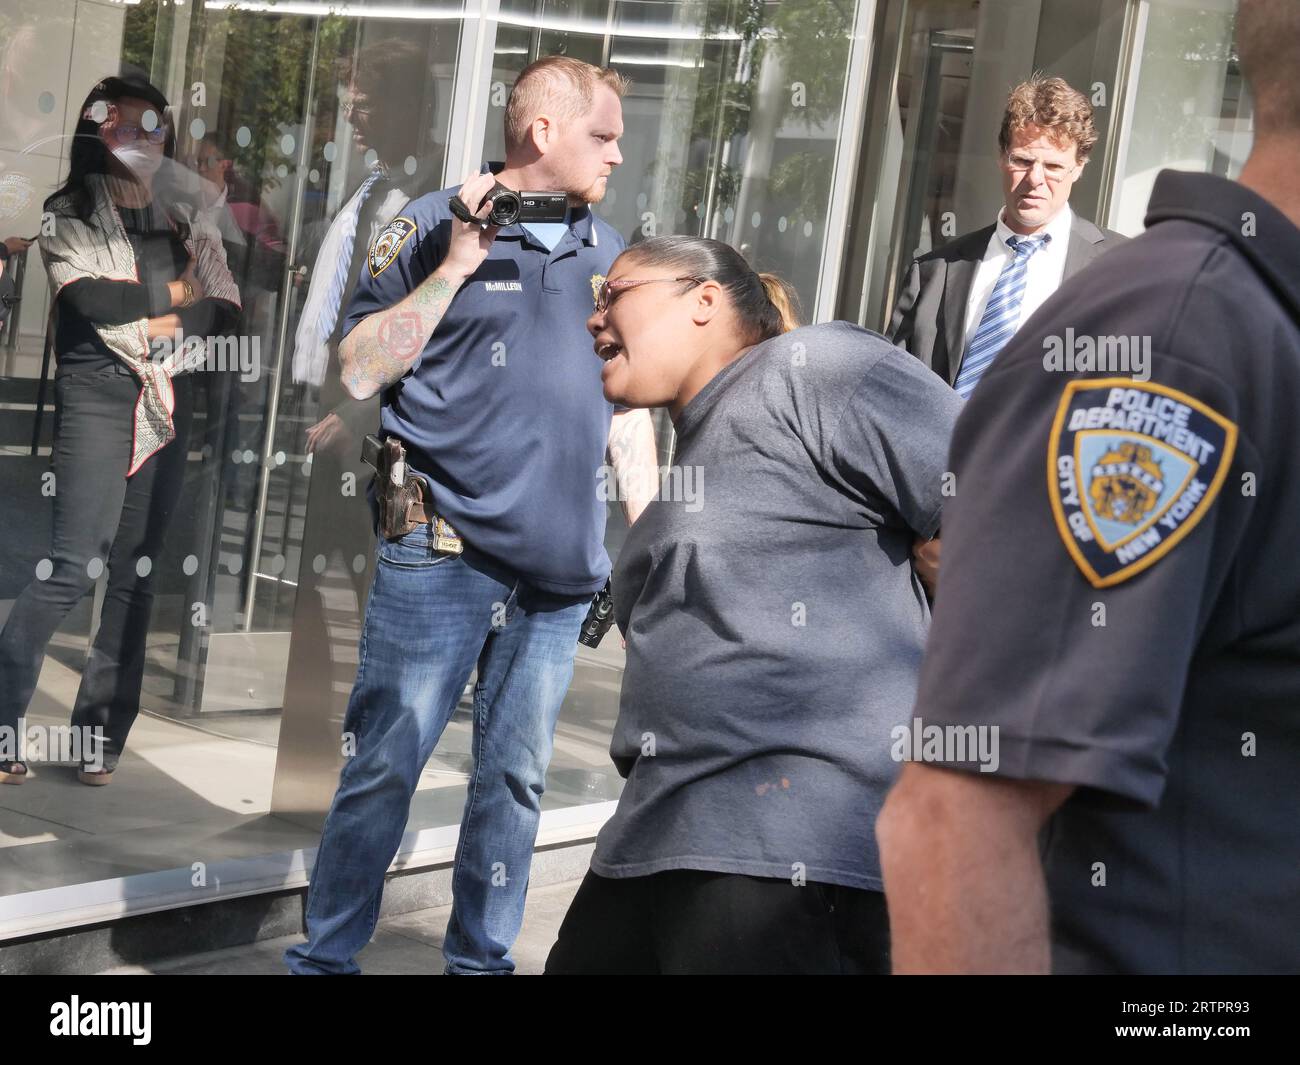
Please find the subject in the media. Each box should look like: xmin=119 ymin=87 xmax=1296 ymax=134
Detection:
xmin=320 ymin=166 xmax=386 ymax=332
xmin=954 ymin=233 xmax=1050 ymax=399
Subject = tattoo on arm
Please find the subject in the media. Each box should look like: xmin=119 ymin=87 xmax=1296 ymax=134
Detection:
xmin=339 ymin=274 xmax=458 ymax=400
xmin=411 ymin=276 xmax=454 ymax=309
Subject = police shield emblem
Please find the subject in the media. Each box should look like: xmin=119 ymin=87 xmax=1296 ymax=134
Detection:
xmin=369 ymin=216 xmax=417 ymax=278
xmin=1048 ymin=378 xmax=1237 ymax=588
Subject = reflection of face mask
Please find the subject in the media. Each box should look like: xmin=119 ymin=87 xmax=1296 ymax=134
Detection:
xmin=112 ymin=142 xmax=164 ymax=182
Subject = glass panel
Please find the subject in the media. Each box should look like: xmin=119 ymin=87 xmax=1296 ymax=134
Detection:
xmin=0 ymin=0 xmax=466 ymax=906
xmin=490 ymin=0 xmax=859 ymax=315
xmin=844 ymin=0 xmax=1129 ymax=331
xmin=267 ymin=9 xmax=462 ymax=827
xmin=1109 ymin=0 xmax=1250 ymax=235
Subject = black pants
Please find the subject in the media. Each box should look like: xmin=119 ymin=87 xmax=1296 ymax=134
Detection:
xmin=0 ymin=362 xmax=191 ymax=771
xmin=545 ymin=869 xmax=891 ymax=974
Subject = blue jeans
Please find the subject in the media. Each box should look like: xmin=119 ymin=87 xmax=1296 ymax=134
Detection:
xmin=0 ymin=365 xmax=191 ymax=772
xmin=284 ymin=527 xmax=590 ymax=974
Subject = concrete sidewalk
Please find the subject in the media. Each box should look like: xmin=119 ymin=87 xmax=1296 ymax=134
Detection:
xmin=98 ymin=878 xmax=583 ymax=975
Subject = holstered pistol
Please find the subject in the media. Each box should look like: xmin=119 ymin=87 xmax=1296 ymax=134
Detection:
xmin=362 ymin=434 xmax=424 ymax=541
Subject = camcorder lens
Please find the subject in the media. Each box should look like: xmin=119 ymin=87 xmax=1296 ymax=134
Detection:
xmin=486 ymin=184 xmax=522 ymax=226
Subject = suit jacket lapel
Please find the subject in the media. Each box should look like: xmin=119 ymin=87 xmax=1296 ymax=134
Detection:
xmin=1063 ymin=215 xmax=1106 ymax=281
xmin=940 ymin=225 xmax=993 ymax=385
xmin=941 ymin=257 xmax=976 ymax=384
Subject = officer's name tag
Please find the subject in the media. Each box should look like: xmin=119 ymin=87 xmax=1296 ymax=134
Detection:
xmin=1048 ymin=379 xmax=1237 ymax=587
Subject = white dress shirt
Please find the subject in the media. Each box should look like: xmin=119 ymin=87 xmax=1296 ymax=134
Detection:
xmin=961 ymin=204 xmax=1074 ymax=352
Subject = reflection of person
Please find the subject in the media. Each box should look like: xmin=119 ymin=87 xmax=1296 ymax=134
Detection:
xmin=877 ymin=0 xmax=1300 ymax=975
xmin=289 ymin=38 xmax=448 ymax=603
xmin=0 ymin=75 xmax=239 ymax=786
xmin=1 ymin=236 xmax=33 ymax=261
xmin=189 ymin=133 xmax=288 ymax=529
xmin=0 ymin=237 xmax=32 ymax=329
xmin=193 ymin=134 xmax=287 ymax=296
xmin=285 ymin=56 xmax=658 ymax=976
xmin=888 ymin=75 xmax=1126 ymax=398
xmin=294 ymin=38 xmax=448 ymax=410
xmin=544 ymin=237 xmax=962 ymax=974
xmin=278 ymin=38 xmax=453 ymax=808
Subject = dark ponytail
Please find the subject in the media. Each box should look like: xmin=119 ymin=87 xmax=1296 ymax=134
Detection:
xmin=756 ymin=271 xmax=801 ymax=335
xmin=621 ymin=236 xmax=801 ymax=344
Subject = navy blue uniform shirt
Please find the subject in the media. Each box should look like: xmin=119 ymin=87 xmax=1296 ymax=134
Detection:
xmin=914 ymin=169 xmax=1300 ymax=973
xmin=342 ymin=181 xmax=625 ymax=596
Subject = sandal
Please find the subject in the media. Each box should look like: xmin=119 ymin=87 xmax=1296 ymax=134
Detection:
xmin=77 ymin=766 xmax=113 ymax=787
xmin=1 ymin=761 xmax=28 ymax=785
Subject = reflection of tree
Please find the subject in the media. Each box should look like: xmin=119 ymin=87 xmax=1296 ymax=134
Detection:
xmin=120 ymin=0 xmax=157 ymax=81
xmin=767 ymin=0 xmax=851 ymax=230
xmin=675 ymin=0 xmax=852 ymax=231
xmin=1134 ymin=7 xmax=1239 ymax=165
xmin=768 ymin=150 xmax=831 ymax=222
xmin=771 ymin=0 xmax=852 ymax=129
xmin=674 ymin=0 xmax=764 ymax=226
xmin=217 ymin=13 xmax=350 ymax=194
xmin=123 ymin=0 xmax=348 ymax=197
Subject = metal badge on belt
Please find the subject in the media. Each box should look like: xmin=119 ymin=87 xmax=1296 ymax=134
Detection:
xmin=362 ymin=433 xmax=465 ymax=552
xmin=434 ymin=516 xmax=462 ymax=556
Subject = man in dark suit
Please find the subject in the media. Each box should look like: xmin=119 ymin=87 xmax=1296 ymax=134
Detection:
xmin=889 ymin=74 xmax=1126 ymax=398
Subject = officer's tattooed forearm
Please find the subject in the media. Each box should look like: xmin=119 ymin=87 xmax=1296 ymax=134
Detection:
xmin=339 ymin=273 xmax=460 ymax=400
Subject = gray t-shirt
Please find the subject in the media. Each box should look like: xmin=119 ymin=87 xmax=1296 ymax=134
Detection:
xmin=593 ymin=321 xmax=963 ymax=891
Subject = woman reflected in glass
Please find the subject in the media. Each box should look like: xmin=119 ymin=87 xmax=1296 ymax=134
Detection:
xmin=0 ymin=75 xmax=239 ymax=785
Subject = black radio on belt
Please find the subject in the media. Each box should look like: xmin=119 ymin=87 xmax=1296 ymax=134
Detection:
xmin=578 ymin=579 xmax=616 ymax=648
xmin=449 ymin=182 xmax=567 ymax=228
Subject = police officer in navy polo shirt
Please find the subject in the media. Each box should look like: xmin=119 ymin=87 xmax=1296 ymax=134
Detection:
xmin=285 ymin=56 xmax=658 ymax=975
xmin=878 ymin=0 xmax=1300 ymax=974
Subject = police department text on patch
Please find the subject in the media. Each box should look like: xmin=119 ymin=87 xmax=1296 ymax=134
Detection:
xmin=369 ymin=216 xmax=416 ymax=278
xmin=1048 ymin=379 xmax=1237 ymax=587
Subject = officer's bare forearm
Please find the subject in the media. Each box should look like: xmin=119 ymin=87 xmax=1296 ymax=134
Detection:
xmin=339 ymin=269 xmax=468 ymax=400
xmin=877 ymin=763 xmax=1072 ymax=973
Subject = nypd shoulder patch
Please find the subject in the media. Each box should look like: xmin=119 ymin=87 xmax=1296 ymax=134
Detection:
xmin=1047 ymin=378 xmax=1237 ymax=588
xmin=369 ymin=216 xmax=417 ymax=278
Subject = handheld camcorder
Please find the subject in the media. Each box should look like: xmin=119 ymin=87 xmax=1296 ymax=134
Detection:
xmin=449 ymin=181 xmax=567 ymax=228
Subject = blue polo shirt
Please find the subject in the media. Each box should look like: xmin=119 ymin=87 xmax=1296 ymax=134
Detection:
xmin=341 ymin=183 xmax=625 ymax=596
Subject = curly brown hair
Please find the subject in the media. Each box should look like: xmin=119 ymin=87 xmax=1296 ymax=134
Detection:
xmin=998 ymin=73 xmax=1098 ymax=161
